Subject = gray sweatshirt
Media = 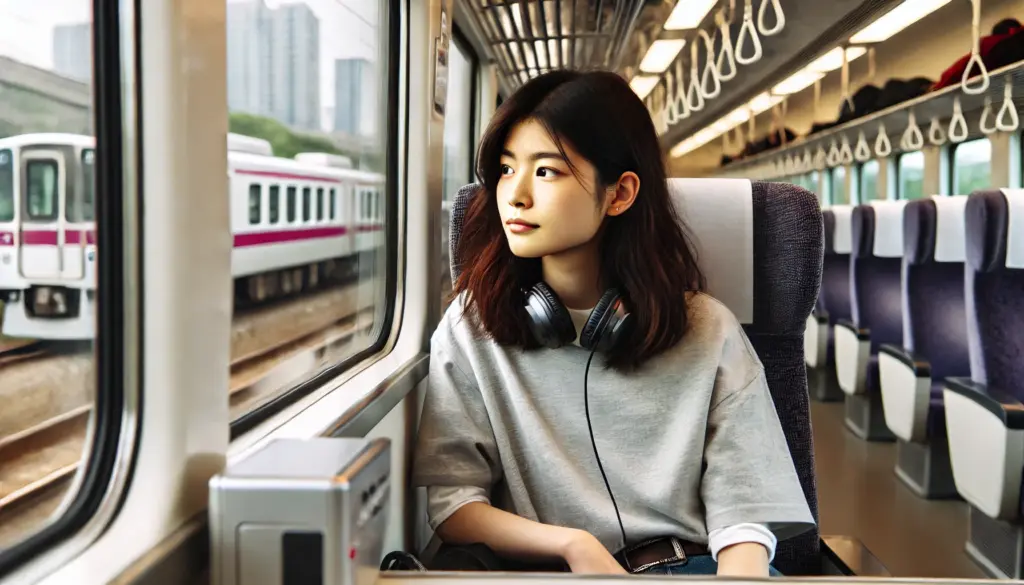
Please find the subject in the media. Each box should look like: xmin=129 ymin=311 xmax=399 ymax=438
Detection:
xmin=411 ymin=291 xmax=816 ymax=553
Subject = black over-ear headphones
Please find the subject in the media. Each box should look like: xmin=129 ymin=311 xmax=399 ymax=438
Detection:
xmin=523 ymin=282 xmax=633 ymax=352
xmin=522 ymin=280 xmax=634 ymax=558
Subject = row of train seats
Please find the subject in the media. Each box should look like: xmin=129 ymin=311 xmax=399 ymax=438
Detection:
xmin=803 ymin=188 xmax=1024 ymax=579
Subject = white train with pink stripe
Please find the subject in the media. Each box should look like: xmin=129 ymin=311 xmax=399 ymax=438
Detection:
xmin=0 ymin=133 xmax=385 ymax=340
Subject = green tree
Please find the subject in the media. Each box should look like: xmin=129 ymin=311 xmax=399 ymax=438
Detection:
xmin=228 ymin=112 xmax=355 ymax=161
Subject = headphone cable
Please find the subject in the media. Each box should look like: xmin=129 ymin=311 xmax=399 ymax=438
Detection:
xmin=584 ymin=349 xmax=629 ymax=554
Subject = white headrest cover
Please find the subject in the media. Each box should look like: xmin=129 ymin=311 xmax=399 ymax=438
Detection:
xmin=667 ymin=178 xmax=753 ymax=324
xmin=868 ymin=199 xmax=907 ymax=258
xmin=827 ymin=204 xmax=853 ymax=254
xmin=931 ymin=195 xmax=968 ymax=263
xmin=1002 ymin=188 xmax=1024 ymax=269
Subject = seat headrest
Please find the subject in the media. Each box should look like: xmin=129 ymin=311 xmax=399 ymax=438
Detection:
xmin=667 ymin=178 xmax=754 ymax=324
xmin=448 ymin=179 xmax=822 ymax=333
xmin=852 ymin=200 xmax=907 ymax=258
xmin=966 ymin=188 xmax=1024 ymax=272
xmin=823 ymin=205 xmax=853 ymax=255
xmin=903 ymin=195 xmax=968 ymax=265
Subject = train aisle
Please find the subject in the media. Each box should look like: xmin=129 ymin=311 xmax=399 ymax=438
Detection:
xmin=811 ymin=401 xmax=986 ymax=578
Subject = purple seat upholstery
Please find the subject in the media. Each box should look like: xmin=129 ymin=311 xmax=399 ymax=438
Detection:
xmin=941 ymin=190 xmax=1024 ymax=576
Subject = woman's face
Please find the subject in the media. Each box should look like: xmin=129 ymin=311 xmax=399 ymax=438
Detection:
xmin=496 ymin=119 xmax=612 ymax=259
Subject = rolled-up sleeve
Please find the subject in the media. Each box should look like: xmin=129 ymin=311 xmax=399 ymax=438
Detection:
xmin=426 ymin=485 xmax=491 ymax=530
xmin=700 ymin=367 xmax=816 ymax=541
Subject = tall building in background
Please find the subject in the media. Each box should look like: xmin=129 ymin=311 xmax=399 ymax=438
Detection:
xmin=334 ymin=58 xmax=376 ymax=137
xmin=52 ymin=23 xmax=92 ymax=84
xmin=227 ymin=0 xmax=321 ymax=131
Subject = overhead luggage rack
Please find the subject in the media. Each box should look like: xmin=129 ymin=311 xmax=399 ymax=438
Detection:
xmin=462 ymin=0 xmax=648 ymax=94
xmin=717 ymin=57 xmax=1024 ymax=180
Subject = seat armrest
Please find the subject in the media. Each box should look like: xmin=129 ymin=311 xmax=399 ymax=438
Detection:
xmin=878 ymin=344 xmax=931 ymax=377
xmin=943 ymin=378 xmax=1024 ymax=520
xmin=812 ymin=308 xmax=829 ymax=324
xmin=878 ymin=345 xmax=933 ymax=443
xmin=836 ymin=319 xmax=869 ymax=340
xmin=944 ymin=377 xmax=1024 ymax=429
xmin=820 ymin=535 xmax=891 ymax=577
xmin=834 ymin=320 xmax=871 ymax=395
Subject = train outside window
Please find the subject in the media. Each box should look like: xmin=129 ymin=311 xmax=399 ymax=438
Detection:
xmin=0 ymin=0 xmax=105 ymax=558
xmin=952 ymin=138 xmax=992 ymax=195
xmin=831 ymin=165 xmax=848 ymax=205
xmin=224 ymin=0 xmax=392 ymax=424
xmin=898 ymin=150 xmax=925 ymax=199
xmin=859 ymin=160 xmax=879 ymax=202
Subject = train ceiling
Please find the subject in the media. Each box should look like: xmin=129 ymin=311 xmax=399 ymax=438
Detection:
xmin=457 ymin=0 xmax=915 ymax=152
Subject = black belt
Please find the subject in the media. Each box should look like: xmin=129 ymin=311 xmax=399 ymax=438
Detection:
xmin=615 ymin=536 xmax=709 ymax=573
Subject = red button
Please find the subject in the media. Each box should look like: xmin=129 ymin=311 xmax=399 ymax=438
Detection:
xmin=349 ymin=547 xmax=357 ymax=559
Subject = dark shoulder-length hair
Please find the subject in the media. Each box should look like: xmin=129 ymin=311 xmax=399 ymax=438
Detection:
xmin=452 ymin=69 xmax=706 ymax=371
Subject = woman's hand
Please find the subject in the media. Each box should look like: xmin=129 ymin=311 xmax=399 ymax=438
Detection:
xmin=560 ymin=530 xmax=628 ymax=575
xmin=716 ymin=542 xmax=770 ymax=577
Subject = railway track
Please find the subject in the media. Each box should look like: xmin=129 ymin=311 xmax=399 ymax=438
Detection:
xmin=0 ymin=340 xmax=50 ymax=368
xmin=0 ymin=298 xmax=375 ymax=542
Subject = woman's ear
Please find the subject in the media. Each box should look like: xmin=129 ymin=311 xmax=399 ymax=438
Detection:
xmin=606 ymin=171 xmax=640 ymax=217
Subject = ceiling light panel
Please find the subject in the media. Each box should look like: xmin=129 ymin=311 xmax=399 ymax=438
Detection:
xmin=639 ymin=39 xmax=686 ymax=73
xmin=849 ymin=0 xmax=952 ymax=44
xmin=664 ymin=0 xmax=718 ymax=30
xmin=630 ymin=75 xmax=660 ymax=99
xmin=807 ymin=46 xmax=867 ymax=73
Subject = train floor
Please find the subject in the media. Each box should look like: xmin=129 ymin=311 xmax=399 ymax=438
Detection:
xmin=811 ymin=399 xmax=987 ymax=579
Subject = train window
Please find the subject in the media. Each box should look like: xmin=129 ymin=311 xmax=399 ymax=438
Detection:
xmin=0 ymin=149 xmax=12 ymax=222
xmin=249 ymin=184 xmax=262 ymax=224
xmin=269 ymin=185 xmax=280 ymax=224
xmin=80 ymin=149 xmax=95 ymax=221
xmin=286 ymin=186 xmax=296 ymax=223
xmin=225 ymin=0 xmax=396 ymax=429
xmin=859 ymin=160 xmax=879 ymax=201
xmin=830 ymin=166 xmax=848 ymax=204
xmin=898 ymin=151 xmax=925 ymax=199
xmin=953 ymin=138 xmax=992 ymax=194
xmin=25 ymin=160 xmax=60 ymax=221
xmin=0 ymin=0 xmax=137 ymax=570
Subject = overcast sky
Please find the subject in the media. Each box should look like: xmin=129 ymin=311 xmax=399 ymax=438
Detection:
xmin=0 ymin=0 xmax=380 ymax=114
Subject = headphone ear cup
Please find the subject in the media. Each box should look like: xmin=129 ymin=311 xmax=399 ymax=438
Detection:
xmin=524 ymin=282 xmax=577 ymax=348
xmin=580 ymin=289 xmax=622 ymax=352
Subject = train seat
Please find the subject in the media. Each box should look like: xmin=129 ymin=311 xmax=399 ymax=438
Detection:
xmin=943 ymin=188 xmax=1024 ymax=579
xmin=834 ymin=200 xmax=906 ymax=442
xmin=440 ymin=178 xmax=886 ymax=577
xmin=877 ymin=195 xmax=969 ymax=499
xmin=805 ymin=205 xmax=853 ymax=402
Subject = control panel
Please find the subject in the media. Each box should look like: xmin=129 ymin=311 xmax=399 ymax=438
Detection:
xmin=209 ymin=437 xmax=392 ymax=585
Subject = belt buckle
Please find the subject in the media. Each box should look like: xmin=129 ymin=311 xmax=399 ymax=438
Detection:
xmin=626 ymin=537 xmax=688 ymax=574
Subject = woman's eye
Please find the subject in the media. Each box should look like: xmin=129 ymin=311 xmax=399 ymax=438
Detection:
xmin=500 ymin=164 xmax=513 ymax=175
xmin=537 ymin=167 xmax=558 ymax=178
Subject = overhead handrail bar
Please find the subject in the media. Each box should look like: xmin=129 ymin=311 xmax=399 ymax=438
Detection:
xmin=979 ymin=97 xmax=998 ymax=134
xmin=948 ymin=96 xmax=969 ymax=142
xmin=854 ymin=131 xmax=872 ymax=162
xmin=961 ymin=0 xmax=990 ymax=94
xmin=757 ymin=0 xmax=785 ymax=36
xmin=996 ymin=74 xmax=1020 ymax=132
xmin=928 ymin=116 xmax=947 ymax=146
xmin=715 ymin=6 xmax=738 ymax=81
xmin=875 ymin=123 xmax=892 ymax=158
xmin=735 ymin=0 xmax=762 ymax=65
xmin=699 ymin=28 xmax=722 ymax=98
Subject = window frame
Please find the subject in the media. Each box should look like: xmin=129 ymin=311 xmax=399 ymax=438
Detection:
xmin=451 ymin=25 xmax=479 ymax=184
xmin=0 ymin=0 xmax=137 ymax=574
xmin=949 ymin=136 xmax=992 ymax=195
xmin=227 ymin=0 xmax=404 ymax=439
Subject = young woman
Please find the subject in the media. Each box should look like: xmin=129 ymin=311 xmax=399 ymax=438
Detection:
xmin=412 ymin=70 xmax=815 ymax=577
